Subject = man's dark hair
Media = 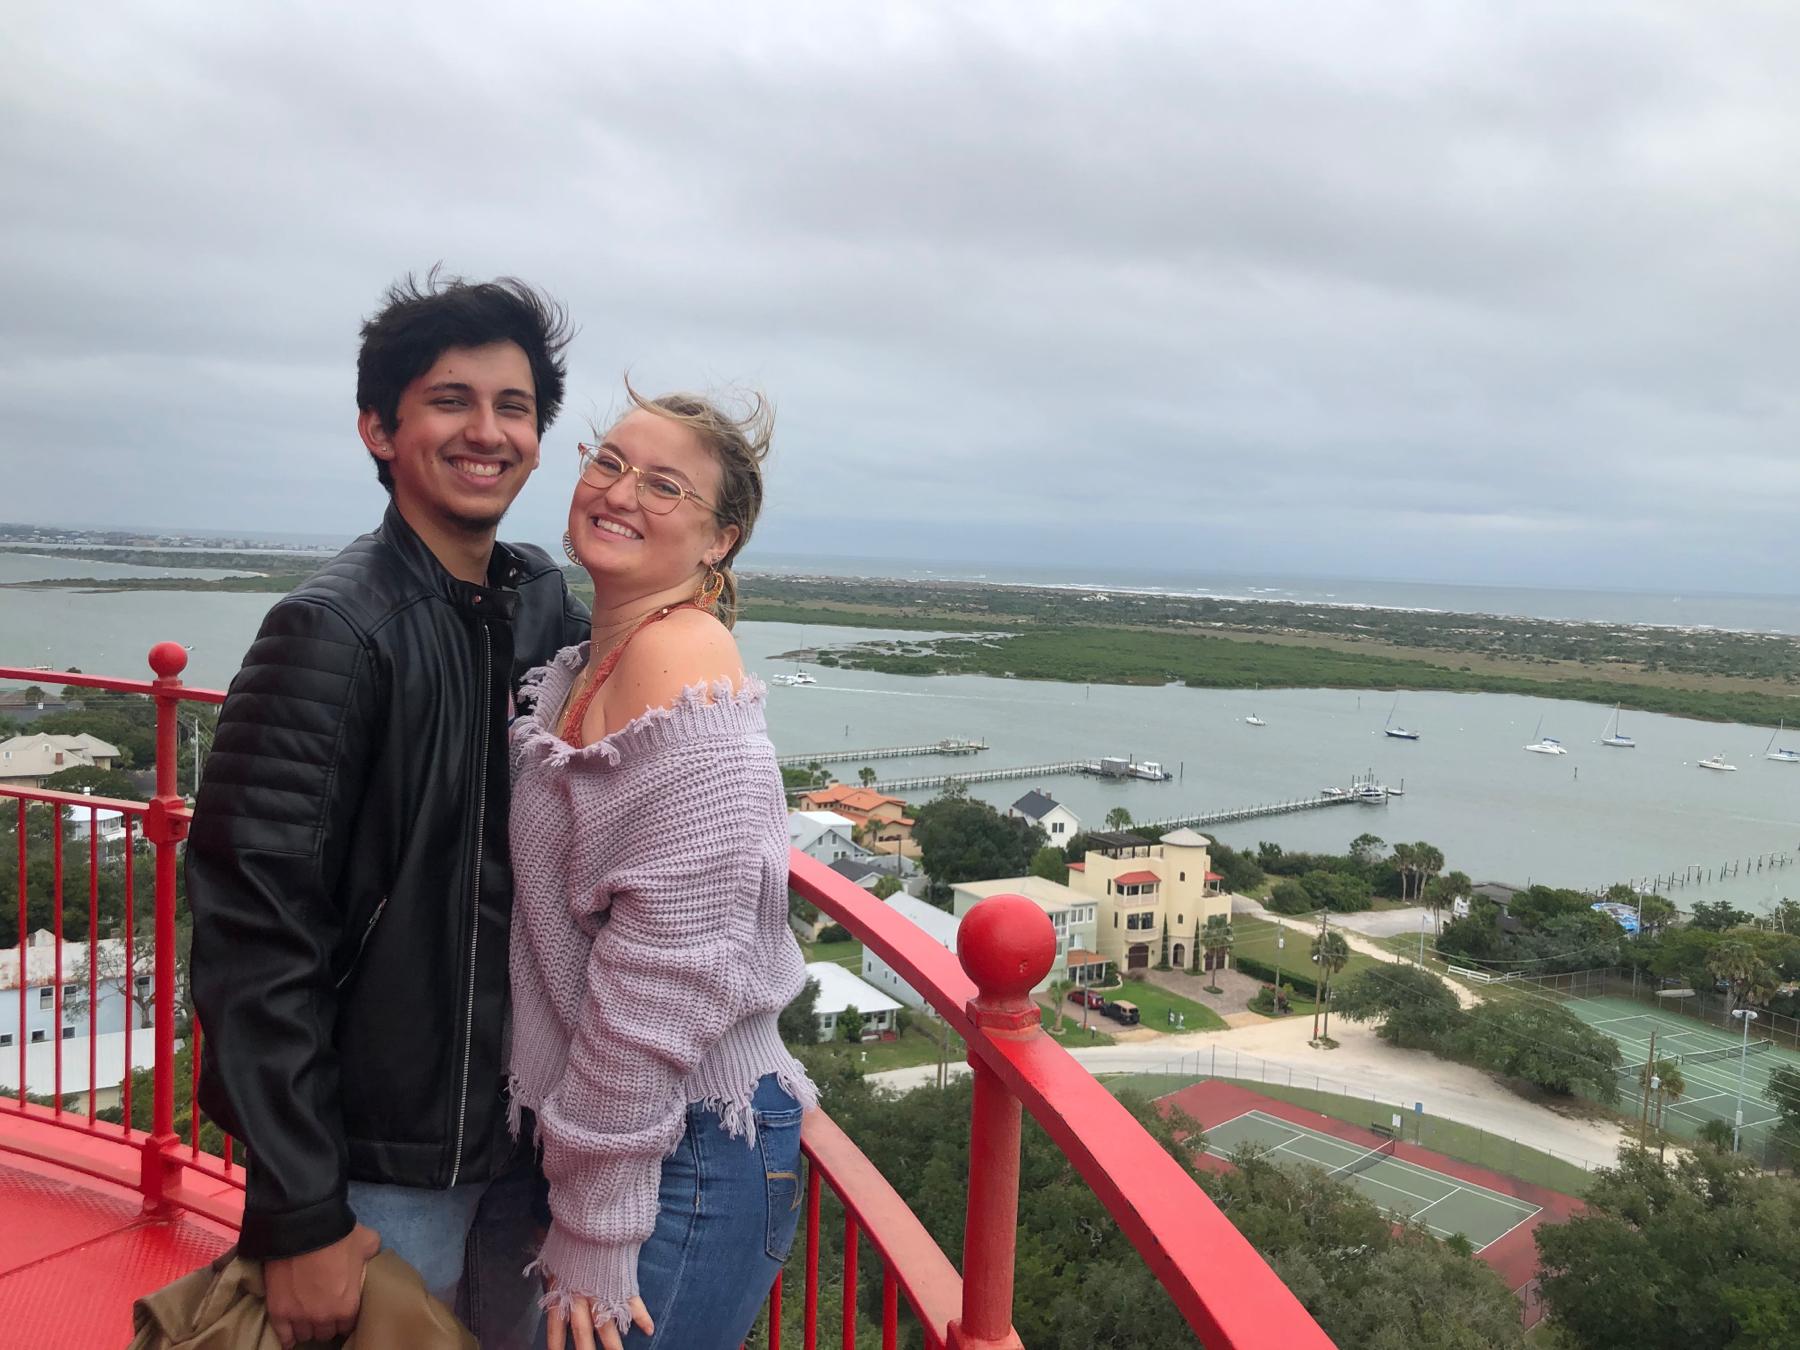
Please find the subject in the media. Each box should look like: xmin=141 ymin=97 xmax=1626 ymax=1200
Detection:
xmin=356 ymin=269 xmax=574 ymax=491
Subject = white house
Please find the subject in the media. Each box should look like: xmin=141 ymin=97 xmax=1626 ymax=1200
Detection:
xmin=64 ymin=804 xmax=129 ymax=848
xmin=860 ymin=894 xmax=960 ymax=1014
xmin=0 ymin=1029 xmax=165 ymax=1112
xmin=787 ymin=811 xmax=871 ymax=866
xmin=803 ymin=962 xmax=902 ymax=1043
xmin=1008 ymin=790 xmax=1082 ymax=850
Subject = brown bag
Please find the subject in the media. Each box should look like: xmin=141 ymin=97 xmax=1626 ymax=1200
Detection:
xmin=128 ymin=1247 xmax=477 ymax=1350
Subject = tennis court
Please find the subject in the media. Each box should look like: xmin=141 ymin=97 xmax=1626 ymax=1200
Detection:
xmin=1204 ymin=1108 xmax=1542 ymax=1251
xmin=1565 ymin=996 xmax=1793 ymax=1139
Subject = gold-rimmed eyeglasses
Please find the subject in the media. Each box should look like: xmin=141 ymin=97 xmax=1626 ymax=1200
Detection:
xmin=576 ymin=443 xmax=715 ymax=515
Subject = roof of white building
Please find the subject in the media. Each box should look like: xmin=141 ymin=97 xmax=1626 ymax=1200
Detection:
xmin=953 ymin=875 xmax=1088 ymax=914
xmin=0 ymin=932 xmax=129 ymax=992
xmin=0 ymin=733 xmax=120 ymax=779
xmin=788 ymin=810 xmax=864 ymax=851
xmin=804 ymin=962 xmax=903 ymax=1016
xmin=881 ymin=894 xmax=960 ymax=951
xmin=1160 ymin=828 xmax=1213 ymax=848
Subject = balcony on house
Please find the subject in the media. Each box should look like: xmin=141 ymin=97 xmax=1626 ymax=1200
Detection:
xmin=0 ymin=645 xmax=1334 ymax=1350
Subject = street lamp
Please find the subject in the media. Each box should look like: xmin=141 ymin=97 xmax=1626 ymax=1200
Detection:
xmin=1731 ymin=1008 xmax=1760 ymax=1153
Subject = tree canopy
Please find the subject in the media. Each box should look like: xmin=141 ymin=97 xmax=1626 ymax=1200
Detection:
xmin=912 ymin=795 xmax=1045 ymax=900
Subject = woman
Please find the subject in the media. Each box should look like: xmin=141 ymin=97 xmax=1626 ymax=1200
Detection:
xmin=506 ymin=386 xmax=816 ymax=1350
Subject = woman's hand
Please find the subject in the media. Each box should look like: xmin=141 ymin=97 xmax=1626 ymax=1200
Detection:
xmin=544 ymin=1273 xmax=654 ymax=1350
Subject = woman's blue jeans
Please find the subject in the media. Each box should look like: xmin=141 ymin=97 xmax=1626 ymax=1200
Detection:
xmin=622 ymin=1073 xmax=806 ymax=1350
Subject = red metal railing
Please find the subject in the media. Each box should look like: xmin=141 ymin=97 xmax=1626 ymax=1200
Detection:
xmin=0 ymin=645 xmax=1333 ymax=1348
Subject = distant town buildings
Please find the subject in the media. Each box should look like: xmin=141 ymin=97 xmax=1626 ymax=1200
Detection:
xmin=952 ymin=876 xmax=1105 ymax=990
xmin=1007 ymin=789 xmax=1081 ymax=849
xmin=0 ymin=732 xmax=122 ymax=787
xmin=0 ymin=930 xmax=159 ymax=1111
xmin=861 ymin=894 xmax=961 ymax=1013
xmin=787 ymin=810 xmax=870 ymax=866
xmin=796 ymin=785 xmax=918 ymax=857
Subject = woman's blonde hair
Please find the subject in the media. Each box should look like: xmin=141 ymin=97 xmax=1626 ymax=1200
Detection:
xmin=622 ymin=378 xmax=772 ymax=628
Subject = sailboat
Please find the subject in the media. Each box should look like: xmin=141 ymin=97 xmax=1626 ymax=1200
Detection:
xmin=1766 ymin=721 xmax=1800 ymax=763
xmin=1600 ymin=704 xmax=1635 ymax=748
xmin=1383 ymin=692 xmax=1421 ymax=741
xmin=1698 ymin=752 xmax=1738 ymax=772
xmin=1524 ymin=715 xmax=1567 ymax=755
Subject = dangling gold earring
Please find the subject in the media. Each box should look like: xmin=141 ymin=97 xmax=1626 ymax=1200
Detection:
xmin=562 ymin=532 xmax=580 ymax=564
xmin=694 ymin=565 xmax=726 ymax=611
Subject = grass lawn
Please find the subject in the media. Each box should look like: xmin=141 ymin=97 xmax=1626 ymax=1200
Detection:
xmin=1233 ymin=916 xmax=1387 ymax=988
xmin=800 ymin=937 xmax=864 ymax=971
xmin=1104 ymin=1074 xmax=1595 ymax=1195
xmin=804 ymin=1022 xmax=963 ymax=1073
xmin=1103 ymin=980 xmax=1230 ymax=1033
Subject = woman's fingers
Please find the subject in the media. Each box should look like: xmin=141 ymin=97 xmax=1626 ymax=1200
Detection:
xmin=629 ymin=1295 xmax=655 ymax=1337
xmin=598 ymin=1312 xmax=624 ymax=1350
xmin=570 ymin=1296 xmax=599 ymax=1350
xmin=547 ymin=1304 xmax=567 ymax=1350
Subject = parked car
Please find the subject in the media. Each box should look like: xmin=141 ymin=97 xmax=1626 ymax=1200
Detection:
xmin=1067 ymin=989 xmax=1105 ymax=1009
xmin=1102 ymin=999 xmax=1140 ymax=1025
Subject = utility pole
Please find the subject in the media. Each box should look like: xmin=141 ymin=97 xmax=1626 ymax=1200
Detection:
xmin=1311 ymin=912 xmax=1328 ymax=1042
xmin=1731 ymin=1009 xmax=1759 ymax=1153
xmin=1637 ymin=1030 xmax=1657 ymax=1145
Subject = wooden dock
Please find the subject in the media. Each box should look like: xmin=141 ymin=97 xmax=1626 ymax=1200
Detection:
xmin=1139 ymin=793 xmax=1362 ymax=832
xmin=1619 ymin=850 xmax=1795 ymax=895
xmin=775 ymin=738 xmax=987 ymax=769
xmin=870 ymin=760 xmax=1097 ymax=793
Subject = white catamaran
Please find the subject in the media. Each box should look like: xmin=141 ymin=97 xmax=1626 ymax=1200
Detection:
xmin=1600 ymin=704 xmax=1635 ymax=748
xmin=1524 ymin=716 xmax=1568 ymax=755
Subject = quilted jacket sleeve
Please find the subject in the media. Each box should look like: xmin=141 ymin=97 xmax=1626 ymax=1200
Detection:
xmin=186 ymin=596 xmax=380 ymax=1260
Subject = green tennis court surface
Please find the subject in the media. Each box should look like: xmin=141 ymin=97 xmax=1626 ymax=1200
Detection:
xmin=1565 ymin=997 xmax=1792 ymax=1139
xmin=1205 ymin=1109 xmax=1541 ymax=1251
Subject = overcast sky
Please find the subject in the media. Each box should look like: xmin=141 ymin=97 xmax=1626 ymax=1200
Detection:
xmin=3 ymin=2 xmax=1796 ymax=591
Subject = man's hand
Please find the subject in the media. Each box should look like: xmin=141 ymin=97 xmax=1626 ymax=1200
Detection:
xmin=264 ymin=1223 xmax=381 ymax=1348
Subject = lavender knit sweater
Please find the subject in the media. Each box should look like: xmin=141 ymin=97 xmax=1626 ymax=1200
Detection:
xmin=505 ymin=644 xmax=816 ymax=1327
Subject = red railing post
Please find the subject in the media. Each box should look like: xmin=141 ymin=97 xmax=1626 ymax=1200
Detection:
xmin=945 ymin=896 xmax=1055 ymax=1350
xmin=138 ymin=641 xmax=192 ymax=1210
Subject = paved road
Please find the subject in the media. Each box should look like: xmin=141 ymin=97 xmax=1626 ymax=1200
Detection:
xmin=871 ymin=1013 xmax=1624 ymax=1173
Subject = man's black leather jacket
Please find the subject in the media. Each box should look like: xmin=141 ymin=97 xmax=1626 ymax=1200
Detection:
xmin=187 ymin=503 xmax=588 ymax=1260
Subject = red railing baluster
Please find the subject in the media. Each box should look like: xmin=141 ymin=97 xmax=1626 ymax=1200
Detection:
xmin=121 ymin=814 xmax=135 ymax=1135
xmin=15 ymin=797 xmax=25 ymax=1108
xmin=767 ymin=1270 xmax=782 ymax=1350
xmin=881 ymin=1266 xmax=897 ymax=1350
xmin=804 ymin=1164 xmax=821 ymax=1350
xmin=53 ymin=810 xmax=64 ymax=1110
xmin=842 ymin=1213 xmax=858 ymax=1350
xmin=141 ymin=641 xmax=193 ymax=1210
xmin=189 ymin=1021 xmax=202 ymax=1156
xmin=88 ymin=808 xmax=98 ymax=1124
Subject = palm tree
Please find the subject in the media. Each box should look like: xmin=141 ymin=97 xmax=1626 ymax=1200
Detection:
xmin=1706 ymin=941 xmax=1772 ymax=1016
xmin=1390 ymin=842 xmax=1419 ymax=901
xmin=1104 ymin=806 xmax=1133 ymax=831
xmin=1201 ymin=915 xmax=1234 ymax=992
xmin=1312 ymin=929 xmax=1350 ymax=1041
xmin=1414 ymin=842 xmax=1445 ymax=902
xmin=858 ymin=766 xmax=877 ymax=788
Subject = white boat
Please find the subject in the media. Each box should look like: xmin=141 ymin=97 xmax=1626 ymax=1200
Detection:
xmin=1129 ymin=760 xmax=1171 ymax=781
xmin=1319 ymin=786 xmax=1351 ymax=800
xmin=1600 ymin=704 xmax=1635 ymax=748
xmin=1765 ymin=721 xmax=1800 ymax=763
xmin=1353 ymin=783 xmax=1389 ymax=803
xmin=770 ymin=669 xmax=817 ymax=687
xmin=1524 ymin=716 xmax=1568 ymax=755
xmin=1698 ymin=753 xmax=1738 ymax=772
xmin=1383 ymin=692 xmax=1420 ymax=740
xmin=1245 ymin=714 xmax=1266 ymax=727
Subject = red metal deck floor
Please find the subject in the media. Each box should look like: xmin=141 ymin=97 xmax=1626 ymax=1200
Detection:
xmin=0 ymin=1155 xmax=234 ymax=1349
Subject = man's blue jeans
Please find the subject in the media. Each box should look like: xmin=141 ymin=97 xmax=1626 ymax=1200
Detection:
xmin=348 ymin=1154 xmax=545 ymax=1350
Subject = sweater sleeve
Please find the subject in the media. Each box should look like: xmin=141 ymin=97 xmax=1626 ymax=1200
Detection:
xmin=530 ymin=730 xmax=782 ymax=1324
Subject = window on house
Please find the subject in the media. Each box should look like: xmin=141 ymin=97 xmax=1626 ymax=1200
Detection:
xmin=61 ymin=1026 xmax=75 ymax=1040
xmin=0 ymin=1033 xmax=11 ymax=1048
xmin=1113 ymin=913 xmax=1119 ymax=928
xmin=136 ymin=975 xmax=151 ymax=989
xmin=39 ymin=988 xmax=54 ymax=1009
xmin=31 ymin=1029 xmax=47 ymax=1044
xmin=1180 ymin=871 xmax=1186 ymax=882
xmin=1053 ymin=822 xmax=1064 ymax=834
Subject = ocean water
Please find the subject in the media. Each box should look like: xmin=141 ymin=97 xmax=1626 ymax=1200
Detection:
xmin=743 ymin=554 xmax=1800 ymax=635
xmin=2 ymin=553 xmax=1795 ymax=913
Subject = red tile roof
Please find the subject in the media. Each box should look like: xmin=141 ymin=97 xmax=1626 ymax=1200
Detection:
xmin=1067 ymin=861 xmax=1086 ymax=871
xmin=1206 ymin=871 xmax=1223 ymax=882
xmin=1115 ymin=870 xmax=1160 ymax=886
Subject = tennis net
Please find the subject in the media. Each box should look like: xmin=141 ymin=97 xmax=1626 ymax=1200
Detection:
xmin=1326 ymin=1138 xmax=1396 ymax=1182
xmin=1681 ymin=1040 xmax=1775 ymax=1068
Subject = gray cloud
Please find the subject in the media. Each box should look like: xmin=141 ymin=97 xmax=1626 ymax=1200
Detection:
xmin=2 ymin=1 xmax=1796 ymax=590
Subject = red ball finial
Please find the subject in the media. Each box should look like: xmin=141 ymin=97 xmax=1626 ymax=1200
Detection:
xmin=147 ymin=642 xmax=189 ymax=680
xmin=958 ymin=894 xmax=1057 ymax=1002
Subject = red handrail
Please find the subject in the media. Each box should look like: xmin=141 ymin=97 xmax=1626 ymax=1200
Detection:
xmin=0 ymin=646 xmax=1335 ymax=1348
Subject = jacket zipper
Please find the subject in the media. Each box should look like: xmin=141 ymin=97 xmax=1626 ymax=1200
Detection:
xmin=334 ymin=896 xmax=389 ymax=990
xmin=449 ymin=623 xmax=492 ymax=1187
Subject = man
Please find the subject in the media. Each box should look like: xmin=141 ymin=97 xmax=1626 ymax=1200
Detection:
xmin=188 ymin=274 xmax=589 ymax=1348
